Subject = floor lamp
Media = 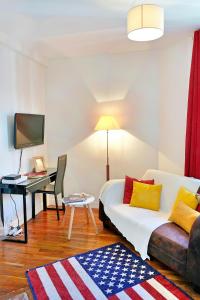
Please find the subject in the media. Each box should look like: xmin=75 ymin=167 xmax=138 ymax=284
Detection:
xmin=95 ymin=116 xmax=120 ymax=181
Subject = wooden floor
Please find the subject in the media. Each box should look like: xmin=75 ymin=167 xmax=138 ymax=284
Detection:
xmin=0 ymin=208 xmax=200 ymax=300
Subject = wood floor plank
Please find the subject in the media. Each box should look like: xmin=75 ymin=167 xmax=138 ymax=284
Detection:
xmin=0 ymin=208 xmax=199 ymax=299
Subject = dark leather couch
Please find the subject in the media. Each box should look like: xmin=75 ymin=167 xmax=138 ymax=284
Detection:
xmin=99 ymin=201 xmax=200 ymax=291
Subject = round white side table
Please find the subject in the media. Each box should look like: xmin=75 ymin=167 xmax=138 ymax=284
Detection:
xmin=62 ymin=195 xmax=98 ymax=240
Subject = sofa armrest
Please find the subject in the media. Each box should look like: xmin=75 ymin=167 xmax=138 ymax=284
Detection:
xmin=187 ymin=216 xmax=200 ymax=288
xmin=99 ymin=179 xmax=125 ymax=207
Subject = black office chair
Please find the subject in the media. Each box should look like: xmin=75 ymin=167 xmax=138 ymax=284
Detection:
xmin=33 ymin=154 xmax=67 ymax=220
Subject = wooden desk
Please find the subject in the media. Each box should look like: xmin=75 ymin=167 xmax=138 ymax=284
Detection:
xmin=0 ymin=168 xmax=57 ymax=243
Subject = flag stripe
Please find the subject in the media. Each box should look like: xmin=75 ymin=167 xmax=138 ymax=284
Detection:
xmin=37 ymin=267 xmax=61 ymax=300
xmin=27 ymin=269 xmax=48 ymax=300
xmin=115 ymin=290 xmax=131 ymax=300
xmin=155 ymin=275 xmax=191 ymax=300
xmin=125 ymin=286 xmax=143 ymax=300
xmin=53 ymin=261 xmax=85 ymax=300
xmin=133 ymin=284 xmax=155 ymax=300
xmin=68 ymin=257 xmax=107 ymax=300
xmin=148 ymin=277 xmax=178 ymax=300
xmin=141 ymin=280 xmax=166 ymax=300
xmin=61 ymin=259 xmax=96 ymax=300
xmin=45 ymin=264 xmax=72 ymax=300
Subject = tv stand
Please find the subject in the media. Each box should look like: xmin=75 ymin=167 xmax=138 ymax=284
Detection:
xmin=0 ymin=168 xmax=57 ymax=243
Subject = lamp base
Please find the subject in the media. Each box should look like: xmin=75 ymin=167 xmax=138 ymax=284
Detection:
xmin=106 ymin=164 xmax=110 ymax=181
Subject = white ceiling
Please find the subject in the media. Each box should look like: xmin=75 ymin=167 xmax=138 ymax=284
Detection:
xmin=0 ymin=0 xmax=199 ymax=58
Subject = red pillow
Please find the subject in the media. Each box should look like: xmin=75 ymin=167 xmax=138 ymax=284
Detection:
xmin=196 ymin=204 xmax=200 ymax=212
xmin=123 ymin=175 xmax=154 ymax=204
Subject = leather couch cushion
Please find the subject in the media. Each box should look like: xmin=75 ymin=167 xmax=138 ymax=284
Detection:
xmin=148 ymin=223 xmax=189 ymax=275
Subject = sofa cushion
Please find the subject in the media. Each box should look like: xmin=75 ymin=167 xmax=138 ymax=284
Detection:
xmin=148 ymin=222 xmax=189 ymax=275
xmin=169 ymin=200 xmax=200 ymax=233
xmin=130 ymin=182 xmax=162 ymax=211
xmin=172 ymin=186 xmax=198 ymax=210
xmin=123 ymin=176 xmax=154 ymax=204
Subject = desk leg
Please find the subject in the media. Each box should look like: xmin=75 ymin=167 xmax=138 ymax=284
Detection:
xmin=0 ymin=192 xmax=4 ymax=225
xmin=43 ymin=194 xmax=47 ymax=211
xmin=32 ymin=193 xmax=35 ymax=219
xmin=23 ymin=192 xmax=28 ymax=243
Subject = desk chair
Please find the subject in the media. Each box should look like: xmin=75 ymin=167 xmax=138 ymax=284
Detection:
xmin=32 ymin=154 xmax=67 ymax=220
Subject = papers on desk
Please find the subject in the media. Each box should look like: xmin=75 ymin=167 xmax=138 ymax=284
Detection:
xmin=63 ymin=193 xmax=90 ymax=204
xmin=2 ymin=176 xmax=28 ymax=184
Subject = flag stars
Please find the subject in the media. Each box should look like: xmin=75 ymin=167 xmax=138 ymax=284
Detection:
xmin=106 ymin=288 xmax=112 ymax=294
xmin=110 ymin=276 xmax=117 ymax=281
xmin=124 ymin=263 xmax=129 ymax=267
xmin=77 ymin=244 xmax=160 ymax=296
xmin=148 ymin=271 xmax=154 ymax=275
xmin=122 ymin=267 xmax=128 ymax=272
xmin=112 ymin=271 xmax=118 ymax=276
xmin=128 ymin=279 xmax=135 ymax=284
xmin=108 ymin=282 xmax=114 ymax=287
xmin=141 ymin=265 xmax=146 ymax=269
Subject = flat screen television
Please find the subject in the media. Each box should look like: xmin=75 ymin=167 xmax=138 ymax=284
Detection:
xmin=14 ymin=113 xmax=45 ymax=149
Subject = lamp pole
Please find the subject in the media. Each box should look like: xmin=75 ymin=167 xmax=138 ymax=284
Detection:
xmin=106 ymin=130 xmax=110 ymax=181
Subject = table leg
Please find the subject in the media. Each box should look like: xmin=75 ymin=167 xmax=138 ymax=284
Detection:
xmin=87 ymin=204 xmax=98 ymax=234
xmin=68 ymin=206 xmax=75 ymax=240
xmin=23 ymin=191 xmax=28 ymax=243
xmin=62 ymin=206 xmax=68 ymax=227
xmin=84 ymin=205 xmax=89 ymax=223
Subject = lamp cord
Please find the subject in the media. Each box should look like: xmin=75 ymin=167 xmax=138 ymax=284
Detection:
xmin=10 ymin=194 xmax=20 ymax=227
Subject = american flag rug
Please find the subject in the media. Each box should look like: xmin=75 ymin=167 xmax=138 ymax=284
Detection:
xmin=26 ymin=243 xmax=192 ymax=300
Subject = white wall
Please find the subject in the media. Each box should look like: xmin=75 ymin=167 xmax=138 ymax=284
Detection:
xmin=46 ymin=35 xmax=194 ymax=206
xmin=158 ymin=36 xmax=193 ymax=174
xmin=0 ymin=41 xmax=47 ymax=229
xmin=46 ymin=51 xmax=160 ymax=206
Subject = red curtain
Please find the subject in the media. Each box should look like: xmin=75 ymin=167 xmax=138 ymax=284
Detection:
xmin=185 ymin=30 xmax=200 ymax=178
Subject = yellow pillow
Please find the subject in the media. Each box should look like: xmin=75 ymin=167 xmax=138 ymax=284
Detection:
xmin=173 ymin=186 xmax=198 ymax=210
xmin=130 ymin=182 xmax=162 ymax=211
xmin=169 ymin=200 xmax=200 ymax=233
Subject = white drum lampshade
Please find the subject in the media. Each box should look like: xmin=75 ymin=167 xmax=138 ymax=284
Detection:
xmin=127 ymin=4 xmax=164 ymax=41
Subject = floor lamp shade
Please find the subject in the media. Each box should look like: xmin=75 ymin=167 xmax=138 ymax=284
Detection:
xmin=95 ymin=116 xmax=120 ymax=131
xmin=95 ymin=116 xmax=120 ymax=181
xmin=127 ymin=4 xmax=164 ymax=41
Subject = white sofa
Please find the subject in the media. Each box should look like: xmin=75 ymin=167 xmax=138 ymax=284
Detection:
xmin=99 ymin=169 xmax=200 ymax=260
